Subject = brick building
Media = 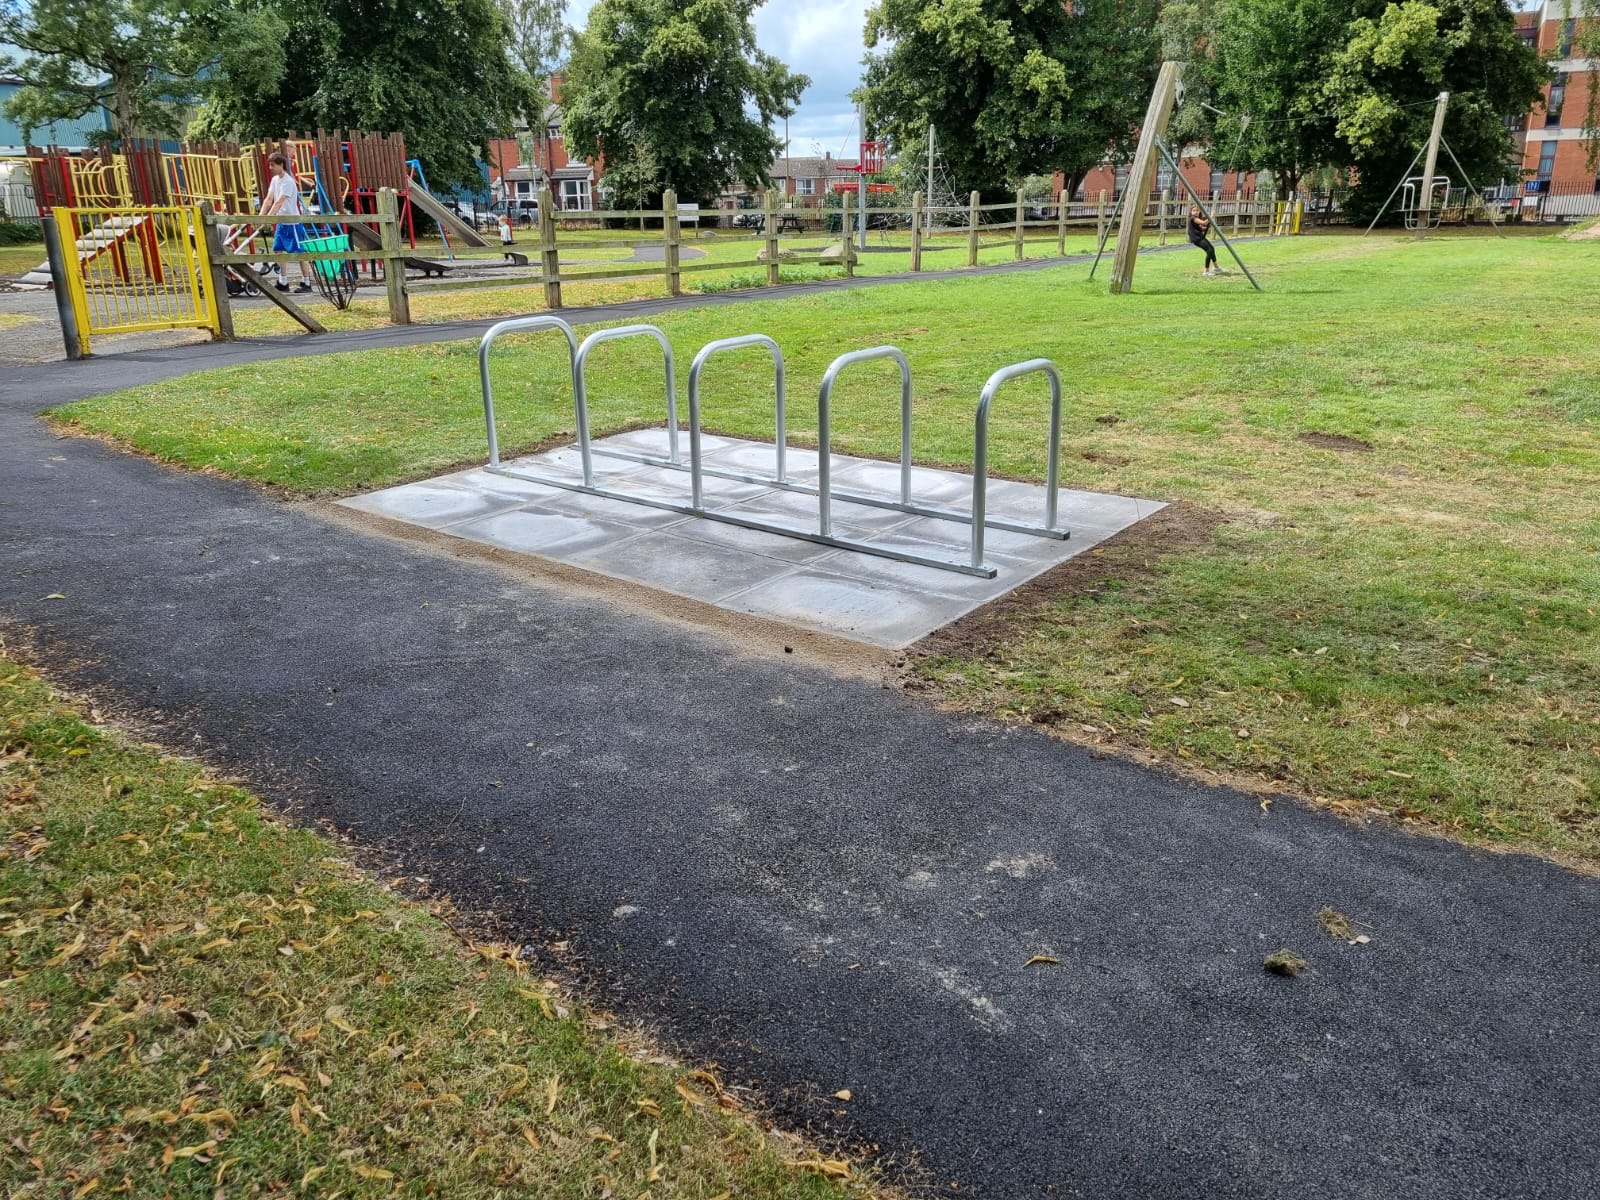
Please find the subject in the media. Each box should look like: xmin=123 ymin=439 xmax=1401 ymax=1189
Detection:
xmin=1520 ymin=0 xmax=1599 ymax=200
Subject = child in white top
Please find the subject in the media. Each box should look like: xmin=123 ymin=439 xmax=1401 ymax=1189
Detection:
xmin=262 ymin=151 xmax=312 ymax=293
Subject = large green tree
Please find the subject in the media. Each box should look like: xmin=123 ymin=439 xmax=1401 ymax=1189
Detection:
xmin=561 ymin=0 xmax=807 ymax=207
xmin=1323 ymin=0 xmax=1548 ymax=219
xmin=196 ymin=0 xmax=534 ymax=188
xmin=861 ymin=0 xmax=1160 ymax=198
xmin=1202 ymin=0 xmax=1357 ymax=196
xmin=0 ymin=0 xmax=283 ymax=140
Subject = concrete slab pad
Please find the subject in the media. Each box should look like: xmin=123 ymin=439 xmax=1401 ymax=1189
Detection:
xmin=340 ymin=431 xmax=1165 ymax=649
xmin=341 ymin=480 xmax=525 ymax=530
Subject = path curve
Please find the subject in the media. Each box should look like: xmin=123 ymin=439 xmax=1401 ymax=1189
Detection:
xmin=3 ymin=257 xmax=1598 ymax=1200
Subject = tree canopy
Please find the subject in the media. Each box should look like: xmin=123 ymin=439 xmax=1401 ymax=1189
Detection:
xmin=1162 ymin=0 xmax=1545 ymax=211
xmin=1323 ymin=0 xmax=1548 ymax=217
xmin=861 ymin=0 xmax=1160 ymax=198
xmin=195 ymin=0 xmax=534 ymax=188
xmin=560 ymin=0 xmax=807 ymax=207
xmin=0 ymin=0 xmax=284 ymax=140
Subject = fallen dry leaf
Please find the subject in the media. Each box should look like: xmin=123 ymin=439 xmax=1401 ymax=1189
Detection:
xmin=1024 ymin=956 xmax=1060 ymax=967
xmin=833 ymin=1089 xmax=852 ymax=1102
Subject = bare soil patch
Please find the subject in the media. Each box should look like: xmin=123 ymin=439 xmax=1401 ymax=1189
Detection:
xmin=1298 ymin=431 xmax=1373 ymax=453
xmin=902 ymin=501 xmax=1225 ymax=674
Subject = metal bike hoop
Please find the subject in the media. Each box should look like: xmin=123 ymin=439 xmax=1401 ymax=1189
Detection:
xmin=687 ymin=334 xmax=787 ymax=510
xmin=479 ymin=315 xmax=582 ymax=478
xmin=575 ymin=324 xmax=681 ymax=467
xmin=816 ymin=346 xmax=912 ymax=536
xmin=971 ymin=360 xmax=1063 ymax=568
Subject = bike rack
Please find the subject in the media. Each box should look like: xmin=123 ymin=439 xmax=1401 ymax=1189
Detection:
xmin=813 ymin=346 xmax=1068 ymax=543
xmin=971 ymin=360 xmax=1062 ymax=569
xmin=575 ymin=324 xmax=681 ymax=467
xmin=816 ymin=346 xmax=912 ymax=537
xmin=687 ymin=333 xmax=788 ymax=506
xmin=473 ymin=317 xmax=1072 ymax=581
xmin=479 ymin=314 xmax=584 ymax=479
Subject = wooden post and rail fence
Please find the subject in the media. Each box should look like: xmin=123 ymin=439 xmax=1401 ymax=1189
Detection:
xmin=40 ymin=183 xmax=1300 ymax=358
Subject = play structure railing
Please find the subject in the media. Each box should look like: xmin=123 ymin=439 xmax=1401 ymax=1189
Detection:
xmin=475 ymin=315 xmax=1072 ymax=579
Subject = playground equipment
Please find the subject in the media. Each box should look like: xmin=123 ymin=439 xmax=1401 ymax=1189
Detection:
xmin=1363 ymin=93 xmax=1505 ymax=239
xmin=476 ymin=316 xmax=1070 ymax=578
xmin=15 ymin=131 xmax=501 ymax=289
xmin=1096 ymin=62 xmax=1262 ymax=293
xmin=1400 ymin=176 xmax=1451 ymax=230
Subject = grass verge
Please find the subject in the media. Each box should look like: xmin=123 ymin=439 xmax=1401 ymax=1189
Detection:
xmin=49 ymin=231 xmax=1600 ymax=865
xmin=0 ymin=655 xmax=869 ymax=1198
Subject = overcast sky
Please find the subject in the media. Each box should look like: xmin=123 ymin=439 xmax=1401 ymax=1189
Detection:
xmin=563 ymin=0 xmax=871 ymax=159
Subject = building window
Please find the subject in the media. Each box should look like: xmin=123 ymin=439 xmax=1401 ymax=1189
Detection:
xmin=795 ymin=177 xmax=815 ymax=196
xmin=1547 ymin=76 xmax=1566 ymax=127
xmin=1112 ymin=163 xmax=1129 ymax=200
xmin=515 ymin=180 xmax=535 ymax=197
xmin=1209 ymin=169 xmax=1224 ymax=198
xmin=560 ymin=178 xmax=591 ymax=210
xmin=1558 ymin=17 xmax=1576 ymax=56
xmin=1538 ymin=140 xmax=1558 ymax=180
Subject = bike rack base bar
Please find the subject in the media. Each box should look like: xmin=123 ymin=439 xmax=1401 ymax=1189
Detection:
xmin=588 ymin=445 xmax=1070 ymax=542
xmin=484 ymin=462 xmax=999 ymax=579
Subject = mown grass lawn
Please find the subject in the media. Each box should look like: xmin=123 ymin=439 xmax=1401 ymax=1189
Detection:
xmin=0 ymin=239 xmax=45 ymax=277
xmin=0 ymin=657 xmax=869 ymax=1198
xmin=53 ymin=231 xmax=1600 ymax=864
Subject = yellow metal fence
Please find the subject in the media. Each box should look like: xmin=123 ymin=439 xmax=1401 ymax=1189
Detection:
xmin=54 ymin=205 xmax=220 ymax=352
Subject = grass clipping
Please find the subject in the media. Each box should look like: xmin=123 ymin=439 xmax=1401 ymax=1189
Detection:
xmin=0 ymin=658 xmax=864 ymax=1200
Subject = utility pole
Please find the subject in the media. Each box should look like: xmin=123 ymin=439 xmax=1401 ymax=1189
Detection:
xmin=1110 ymin=60 xmax=1185 ymax=294
xmin=1415 ymin=91 xmax=1449 ymax=241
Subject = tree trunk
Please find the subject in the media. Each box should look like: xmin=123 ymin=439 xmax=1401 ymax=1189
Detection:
xmin=112 ymin=71 xmax=141 ymax=140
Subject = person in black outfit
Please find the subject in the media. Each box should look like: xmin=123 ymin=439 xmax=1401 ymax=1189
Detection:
xmin=1187 ymin=205 xmax=1218 ymax=275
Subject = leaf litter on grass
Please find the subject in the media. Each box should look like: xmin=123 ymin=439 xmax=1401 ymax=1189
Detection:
xmin=0 ymin=657 xmax=876 ymax=1200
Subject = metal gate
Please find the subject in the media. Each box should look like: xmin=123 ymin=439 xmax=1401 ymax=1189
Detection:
xmin=52 ymin=205 xmax=220 ymax=352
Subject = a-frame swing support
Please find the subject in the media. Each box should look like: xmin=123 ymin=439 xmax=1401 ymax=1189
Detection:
xmin=1106 ymin=60 xmax=1261 ymax=294
xmin=1154 ymin=139 xmax=1261 ymax=291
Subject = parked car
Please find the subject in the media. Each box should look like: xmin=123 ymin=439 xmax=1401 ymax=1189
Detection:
xmin=491 ymin=199 xmax=540 ymax=229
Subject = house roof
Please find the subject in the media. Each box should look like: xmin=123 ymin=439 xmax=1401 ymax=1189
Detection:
xmin=772 ymin=155 xmax=858 ymax=179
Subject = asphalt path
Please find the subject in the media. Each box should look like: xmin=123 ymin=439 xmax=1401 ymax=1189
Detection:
xmin=2 ymin=279 xmax=1598 ymax=1199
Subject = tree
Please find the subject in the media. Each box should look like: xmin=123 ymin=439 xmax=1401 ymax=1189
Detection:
xmin=1207 ymin=0 xmax=1359 ymax=197
xmin=1323 ymin=0 xmax=1548 ymax=220
xmin=561 ymin=0 xmax=807 ymax=207
xmin=195 ymin=0 xmax=535 ymax=188
xmin=860 ymin=0 xmax=1160 ymax=199
xmin=0 ymin=0 xmax=284 ymax=141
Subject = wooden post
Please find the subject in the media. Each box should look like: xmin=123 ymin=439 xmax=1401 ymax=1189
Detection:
xmin=538 ymin=185 xmax=562 ymax=310
xmin=967 ymin=190 xmax=979 ymax=267
xmin=377 ymin=187 xmax=410 ymax=326
xmin=1110 ymin=60 xmax=1184 ymax=294
xmin=1097 ymin=189 xmax=1108 ymax=244
xmin=840 ymin=190 xmax=855 ymax=276
xmin=1158 ymin=188 xmax=1171 ymax=245
xmin=910 ymin=190 xmax=924 ymax=272
xmin=197 ymin=201 xmax=234 ymax=341
xmin=1233 ymin=193 xmax=1241 ymax=238
xmin=1056 ymin=189 xmax=1068 ymax=256
xmin=764 ymin=189 xmax=779 ymax=285
xmin=663 ymin=187 xmax=681 ymax=296
xmin=1415 ymin=91 xmax=1450 ymax=241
